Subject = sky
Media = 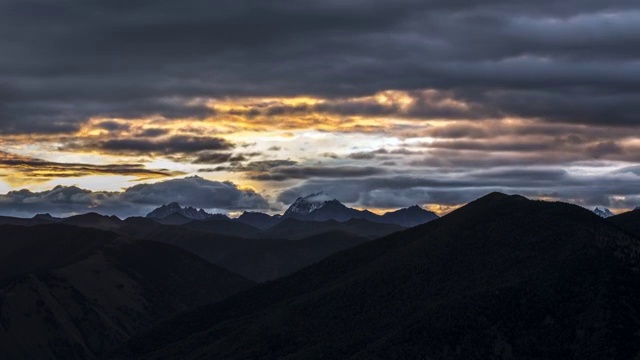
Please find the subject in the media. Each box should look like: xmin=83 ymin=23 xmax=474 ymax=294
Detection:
xmin=1 ymin=0 xmax=640 ymax=217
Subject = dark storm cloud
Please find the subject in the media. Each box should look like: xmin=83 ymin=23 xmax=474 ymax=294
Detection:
xmin=210 ymin=160 xmax=299 ymax=173
xmin=66 ymin=135 xmax=234 ymax=155
xmin=1 ymin=0 xmax=640 ymax=133
xmin=0 ymin=176 xmax=268 ymax=217
xmin=192 ymin=152 xmax=247 ymax=164
xmin=204 ymin=159 xmax=385 ymax=181
xmin=96 ymin=121 xmax=131 ymax=132
xmin=249 ymin=166 xmax=387 ymax=181
xmin=136 ymin=128 xmax=171 ymax=138
xmin=276 ymin=166 xmax=640 ymax=210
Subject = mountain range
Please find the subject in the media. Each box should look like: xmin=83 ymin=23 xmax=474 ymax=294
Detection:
xmin=146 ymin=202 xmax=218 ymax=221
xmin=115 ymin=193 xmax=640 ymax=359
xmin=2 ymin=192 xmax=640 ymax=358
xmin=143 ymin=192 xmax=439 ymax=229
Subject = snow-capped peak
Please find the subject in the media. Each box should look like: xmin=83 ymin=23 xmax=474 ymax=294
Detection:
xmin=146 ymin=202 xmax=215 ymax=220
xmin=593 ymin=207 xmax=614 ymax=218
xmin=284 ymin=192 xmax=335 ymax=216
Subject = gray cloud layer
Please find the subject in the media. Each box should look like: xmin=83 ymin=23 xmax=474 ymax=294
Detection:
xmin=1 ymin=0 xmax=640 ymax=132
xmin=0 ymin=176 xmax=268 ymax=217
xmin=276 ymin=166 xmax=640 ymax=210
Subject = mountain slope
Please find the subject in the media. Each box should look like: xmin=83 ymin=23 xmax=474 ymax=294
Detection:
xmin=183 ymin=218 xmax=262 ymax=238
xmin=593 ymin=207 xmax=614 ymax=218
xmin=61 ymin=213 xmax=124 ymax=230
xmin=216 ymin=231 xmax=371 ymax=282
xmin=0 ymin=215 xmax=56 ymax=227
xmin=379 ymin=205 xmax=439 ymax=227
xmin=235 ymin=211 xmax=280 ymax=230
xmin=263 ymin=218 xmax=404 ymax=240
xmin=609 ymin=208 xmax=640 ymax=237
xmin=117 ymin=193 xmax=640 ymax=360
xmin=146 ymin=202 xmax=219 ymax=221
xmin=126 ymin=224 xmax=374 ymax=282
xmin=0 ymin=224 xmax=254 ymax=359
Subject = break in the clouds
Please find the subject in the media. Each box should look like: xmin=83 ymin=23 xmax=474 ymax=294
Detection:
xmin=0 ymin=176 xmax=268 ymax=218
xmin=0 ymin=150 xmax=182 ymax=181
xmin=0 ymin=0 xmax=639 ymax=213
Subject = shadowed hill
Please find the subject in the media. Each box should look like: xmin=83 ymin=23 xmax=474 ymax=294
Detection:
xmin=0 ymin=224 xmax=115 ymax=284
xmin=61 ymin=213 xmax=124 ymax=230
xmin=183 ymin=218 xmax=262 ymax=238
xmin=263 ymin=218 xmax=404 ymax=240
xmin=609 ymin=208 xmax=640 ymax=237
xmin=0 ymin=224 xmax=254 ymax=359
xmin=116 ymin=192 xmax=640 ymax=360
xmin=215 ymin=230 xmax=371 ymax=282
xmin=0 ymin=215 xmax=56 ymax=227
xmin=121 ymin=223 xmax=372 ymax=282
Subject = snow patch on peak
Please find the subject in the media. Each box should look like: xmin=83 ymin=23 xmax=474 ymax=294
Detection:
xmin=593 ymin=207 xmax=614 ymax=218
xmin=146 ymin=202 xmax=216 ymax=220
xmin=284 ymin=192 xmax=336 ymax=216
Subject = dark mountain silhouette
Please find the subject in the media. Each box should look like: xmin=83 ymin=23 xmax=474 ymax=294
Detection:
xmin=60 ymin=212 xmax=124 ymax=230
xmin=33 ymin=213 xmax=61 ymax=221
xmin=263 ymin=218 xmax=404 ymax=240
xmin=146 ymin=202 xmax=220 ymax=221
xmin=116 ymin=193 xmax=640 ymax=360
xmin=0 ymin=224 xmax=253 ymax=359
xmin=125 ymin=224 xmax=373 ymax=282
xmin=151 ymin=212 xmax=195 ymax=225
xmin=282 ymin=192 xmax=439 ymax=226
xmin=215 ymin=231 xmax=370 ymax=282
xmin=379 ymin=204 xmax=439 ymax=227
xmin=0 ymin=202 xmax=418 ymax=286
xmin=0 ymin=215 xmax=54 ymax=226
xmin=236 ymin=211 xmax=280 ymax=229
xmin=609 ymin=208 xmax=640 ymax=237
xmin=183 ymin=218 xmax=262 ymax=238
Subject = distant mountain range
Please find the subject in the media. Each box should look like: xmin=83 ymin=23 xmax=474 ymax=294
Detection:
xmin=281 ymin=192 xmax=438 ymax=227
xmin=0 ymin=197 xmax=415 ymax=283
xmin=143 ymin=192 xmax=439 ymax=229
xmin=146 ymin=202 xmax=221 ymax=221
xmin=3 ymin=193 xmax=640 ymax=359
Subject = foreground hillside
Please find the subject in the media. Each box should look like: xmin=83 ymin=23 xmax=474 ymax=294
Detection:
xmin=0 ymin=224 xmax=254 ymax=359
xmin=121 ymin=219 xmax=376 ymax=282
xmin=118 ymin=193 xmax=640 ymax=359
xmin=609 ymin=208 xmax=640 ymax=237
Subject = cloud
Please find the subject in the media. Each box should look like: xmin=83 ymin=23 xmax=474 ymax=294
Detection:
xmin=208 ymin=160 xmax=299 ymax=173
xmin=249 ymin=165 xmax=387 ymax=181
xmin=0 ymin=150 xmax=183 ymax=181
xmin=64 ymin=135 xmax=234 ymax=155
xmin=1 ymin=0 xmax=640 ymax=135
xmin=586 ymin=140 xmax=624 ymax=158
xmin=276 ymin=166 xmax=640 ymax=210
xmin=192 ymin=152 xmax=247 ymax=164
xmin=1 ymin=0 xmax=640 ymax=214
xmin=203 ymin=159 xmax=385 ymax=181
xmin=0 ymin=176 xmax=268 ymax=217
